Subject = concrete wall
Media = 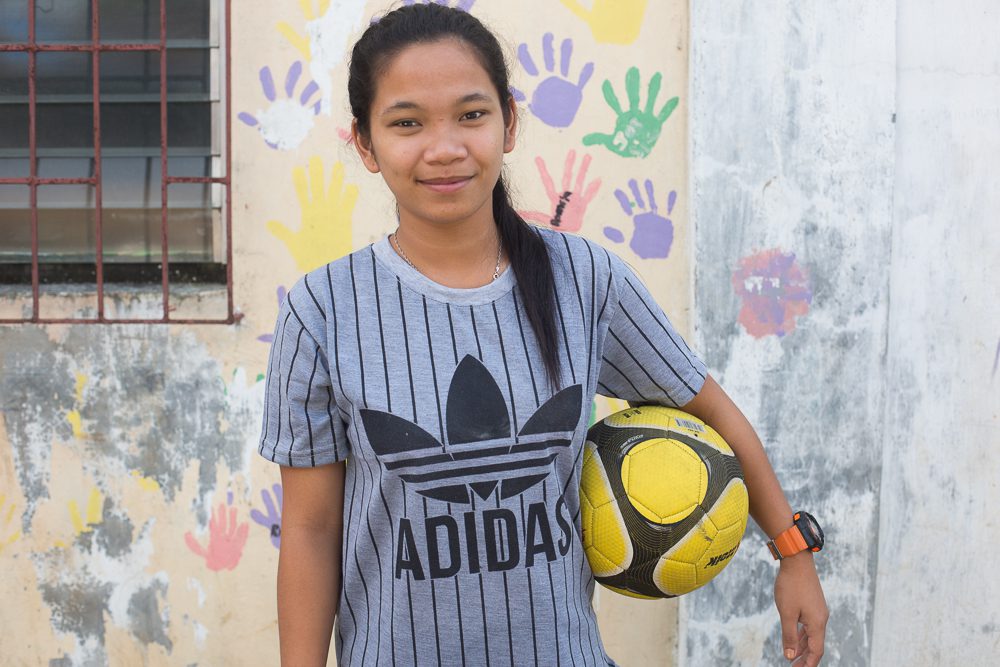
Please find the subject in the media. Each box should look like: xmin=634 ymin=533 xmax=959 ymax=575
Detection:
xmin=687 ymin=1 xmax=1000 ymax=665
xmin=0 ymin=1 xmax=693 ymax=664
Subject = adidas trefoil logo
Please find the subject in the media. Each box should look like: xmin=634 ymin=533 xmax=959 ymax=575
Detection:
xmin=360 ymin=354 xmax=582 ymax=504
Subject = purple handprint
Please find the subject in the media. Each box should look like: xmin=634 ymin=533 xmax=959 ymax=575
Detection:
xmin=257 ymin=286 xmax=288 ymax=343
xmin=403 ymin=0 xmax=476 ymax=10
xmin=238 ymin=62 xmax=320 ymax=150
xmin=605 ymin=179 xmax=676 ymax=260
xmin=512 ymin=33 xmax=594 ymax=128
xmin=250 ymin=483 xmax=282 ymax=549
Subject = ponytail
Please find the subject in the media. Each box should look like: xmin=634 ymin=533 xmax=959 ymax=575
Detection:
xmin=493 ymin=176 xmax=562 ymax=393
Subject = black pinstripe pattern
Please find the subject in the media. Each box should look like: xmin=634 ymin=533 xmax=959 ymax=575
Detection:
xmin=257 ymin=228 xmax=706 ymax=666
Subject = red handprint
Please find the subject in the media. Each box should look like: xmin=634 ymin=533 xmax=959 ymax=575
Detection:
xmin=521 ymin=150 xmax=602 ymax=232
xmin=185 ymin=499 xmax=249 ymax=572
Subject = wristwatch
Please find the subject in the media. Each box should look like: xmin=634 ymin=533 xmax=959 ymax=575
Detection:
xmin=766 ymin=511 xmax=824 ymax=560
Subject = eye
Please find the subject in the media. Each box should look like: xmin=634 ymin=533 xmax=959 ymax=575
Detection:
xmin=462 ymin=110 xmax=487 ymax=121
xmin=392 ymin=119 xmax=419 ymax=128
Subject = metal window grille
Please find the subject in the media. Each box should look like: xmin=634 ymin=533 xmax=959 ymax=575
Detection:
xmin=0 ymin=0 xmax=233 ymax=324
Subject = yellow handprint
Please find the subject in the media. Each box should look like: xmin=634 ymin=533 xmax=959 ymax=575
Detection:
xmin=0 ymin=494 xmax=22 ymax=554
xmin=559 ymin=0 xmax=648 ymax=45
xmin=54 ymin=487 xmax=104 ymax=548
xmin=267 ymin=157 xmax=358 ymax=273
xmin=275 ymin=0 xmax=366 ymax=115
xmin=276 ymin=0 xmax=329 ymax=62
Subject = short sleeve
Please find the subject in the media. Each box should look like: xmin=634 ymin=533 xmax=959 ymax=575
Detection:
xmin=597 ymin=253 xmax=708 ymax=407
xmin=258 ymin=278 xmax=350 ymax=467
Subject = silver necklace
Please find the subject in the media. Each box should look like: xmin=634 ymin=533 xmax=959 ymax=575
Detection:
xmin=392 ymin=227 xmax=503 ymax=282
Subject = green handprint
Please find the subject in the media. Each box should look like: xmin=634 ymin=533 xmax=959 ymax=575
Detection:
xmin=583 ymin=67 xmax=679 ymax=159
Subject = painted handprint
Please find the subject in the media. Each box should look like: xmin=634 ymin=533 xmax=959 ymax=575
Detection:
xmin=250 ymin=483 xmax=283 ymax=549
xmin=238 ymin=62 xmax=320 ymax=150
xmin=0 ymin=494 xmax=22 ymax=555
xmin=512 ymin=33 xmax=593 ymax=128
xmin=560 ymin=0 xmax=647 ymax=45
xmin=520 ymin=150 xmax=601 ymax=232
xmin=185 ymin=492 xmax=249 ymax=572
xmin=267 ymin=157 xmax=358 ymax=273
xmin=53 ymin=486 xmax=104 ymax=548
xmin=604 ymin=179 xmax=675 ymax=259
xmin=403 ymin=0 xmax=476 ymax=10
xmin=732 ymin=249 xmax=812 ymax=338
xmin=584 ymin=67 xmax=679 ymax=159
xmin=276 ymin=0 xmax=366 ymax=115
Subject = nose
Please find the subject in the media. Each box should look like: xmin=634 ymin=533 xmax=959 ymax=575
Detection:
xmin=423 ymin=123 xmax=468 ymax=164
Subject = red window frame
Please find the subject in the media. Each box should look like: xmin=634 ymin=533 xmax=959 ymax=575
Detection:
xmin=0 ymin=0 xmax=234 ymax=324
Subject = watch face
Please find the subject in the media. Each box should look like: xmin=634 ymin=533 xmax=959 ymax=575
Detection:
xmin=797 ymin=512 xmax=824 ymax=550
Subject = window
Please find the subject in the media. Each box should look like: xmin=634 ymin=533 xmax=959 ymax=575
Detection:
xmin=0 ymin=0 xmax=233 ymax=323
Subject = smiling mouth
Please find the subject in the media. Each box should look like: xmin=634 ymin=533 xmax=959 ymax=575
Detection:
xmin=419 ymin=177 xmax=472 ymax=192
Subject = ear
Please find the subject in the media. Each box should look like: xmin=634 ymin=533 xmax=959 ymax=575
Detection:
xmin=502 ymin=96 xmax=518 ymax=154
xmin=352 ymin=119 xmax=381 ymax=174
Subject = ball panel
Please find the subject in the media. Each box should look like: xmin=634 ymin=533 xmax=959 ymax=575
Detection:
xmin=622 ymin=438 xmax=707 ymax=524
xmin=581 ymin=441 xmax=633 ymax=576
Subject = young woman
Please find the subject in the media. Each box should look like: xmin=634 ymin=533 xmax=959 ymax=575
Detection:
xmin=258 ymin=4 xmax=828 ymax=666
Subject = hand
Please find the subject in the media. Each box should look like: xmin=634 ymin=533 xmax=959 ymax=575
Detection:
xmin=520 ymin=150 xmax=601 ymax=232
xmin=250 ymin=483 xmax=283 ymax=549
xmin=774 ymin=553 xmax=828 ymax=666
xmin=512 ymin=33 xmax=594 ymax=128
xmin=583 ymin=67 xmax=679 ymax=159
xmin=238 ymin=62 xmax=320 ymax=150
xmin=559 ymin=0 xmax=648 ymax=45
xmin=605 ymin=178 xmax=676 ymax=258
xmin=267 ymin=157 xmax=358 ymax=272
xmin=185 ymin=498 xmax=249 ymax=572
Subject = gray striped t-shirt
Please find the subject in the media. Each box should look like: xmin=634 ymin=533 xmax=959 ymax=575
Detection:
xmin=258 ymin=225 xmax=708 ymax=666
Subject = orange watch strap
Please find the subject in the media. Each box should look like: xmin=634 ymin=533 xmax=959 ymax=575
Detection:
xmin=772 ymin=524 xmax=809 ymax=558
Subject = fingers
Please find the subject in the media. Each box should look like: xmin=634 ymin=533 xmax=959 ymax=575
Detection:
xmin=561 ymin=150 xmax=575 ymax=193
xmin=804 ymin=624 xmax=826 ymax=666
xmin=657 ymin=96 xmax=680 ymax=124
xmin=520 ymin=210 xmax=551 ymax=224
xmin=780 ymin=615 xmax=800 ymax=662
xmin=535 ymin=156 xmax=557 ymax=202
xmin=582 ymin=132 xmax=613 ymax=148
xmin=625 ymin=67 xmax=641 ymax=111
xmin=644 ymin=72 xmax=662 ymax=116
xmin=266 ymin=220 xmax=294 ymax=247
xmin=601 ymin=80 xmax=624 ymax=116
xmin=184 ymin=531 xmax=207 ymax=557
xmin=309 ymin=155 xmax=326 ymax=204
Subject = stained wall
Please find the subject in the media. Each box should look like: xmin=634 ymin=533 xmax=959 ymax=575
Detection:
xmin=687 ymin=1 xmax=1000 ymax=665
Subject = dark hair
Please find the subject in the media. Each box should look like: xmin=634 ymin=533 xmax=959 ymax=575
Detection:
xmin=348 ymin=3 xmax=562 ymax=392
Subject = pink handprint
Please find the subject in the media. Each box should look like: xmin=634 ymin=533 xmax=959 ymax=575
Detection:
xmin=521 ymin=150 xmax=602 ymax=232
xmin=185 ymin=494 xmax=249 ymax=572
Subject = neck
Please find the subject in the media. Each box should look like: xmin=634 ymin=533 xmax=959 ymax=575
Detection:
xmin=393 ymin=214 xmax=506 ymax=289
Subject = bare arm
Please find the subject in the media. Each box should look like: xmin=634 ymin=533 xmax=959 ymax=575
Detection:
xmin=277 ymin=461 xmax=346 ymax=667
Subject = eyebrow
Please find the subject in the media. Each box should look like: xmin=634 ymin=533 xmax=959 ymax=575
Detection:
xmin=379 ymin=92 xmax=494 ymax=117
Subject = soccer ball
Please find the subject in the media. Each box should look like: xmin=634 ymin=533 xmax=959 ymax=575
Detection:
xmin=580 ymin=405 xmax=749 ymax=599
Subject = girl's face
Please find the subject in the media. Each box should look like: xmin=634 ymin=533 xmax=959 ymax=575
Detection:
xmin=353 ymin=39 xmax=517 ymax=231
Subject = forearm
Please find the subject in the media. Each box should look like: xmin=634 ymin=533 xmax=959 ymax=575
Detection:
xmin=276 ymin=524 xmax=343 ymax=666
xmin=681 ymin=375 xmax=796 ymax=541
